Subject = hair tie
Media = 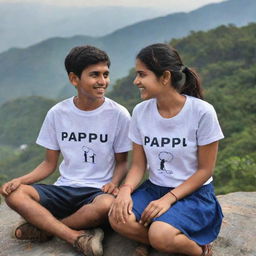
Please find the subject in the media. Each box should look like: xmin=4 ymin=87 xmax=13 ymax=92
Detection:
xmin=181 ymin=66 xmax=189 ymax=73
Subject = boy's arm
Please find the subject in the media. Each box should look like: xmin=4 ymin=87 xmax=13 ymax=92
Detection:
xmin=1 ymin=149 xmax=60 ymax=196
xmin=102 ymin=152 xmax=128 ymax=195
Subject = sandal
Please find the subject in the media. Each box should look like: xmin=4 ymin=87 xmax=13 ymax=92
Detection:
xmin=133 ymin=243 xmax=150 ymax=256
xmin=73 ymin=228 xmax=104 ymax=256
xmin=13 ymin=221 xmax=53 ymax=242
xmin=201 ymin=243 xmax=213 ymax=256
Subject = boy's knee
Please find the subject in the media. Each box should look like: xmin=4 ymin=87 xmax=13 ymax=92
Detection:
xmin=5 ymin=185 xmax=39 ymax=207
xmin=5 ymin=185 xmax=24 ymax=206
xmin=92 ymin=194 xmax=114 ymax=212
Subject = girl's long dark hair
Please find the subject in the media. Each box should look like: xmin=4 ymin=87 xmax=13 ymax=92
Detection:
xmin=136 ymin=43 xmax=203 ymax=99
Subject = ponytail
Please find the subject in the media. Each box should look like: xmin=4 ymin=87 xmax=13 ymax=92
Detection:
xmin=179 ymin=66 xmax=203 ymax=99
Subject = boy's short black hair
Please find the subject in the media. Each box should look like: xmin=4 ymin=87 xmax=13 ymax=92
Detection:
xmin=64 ymin=45 xmax=111 ymax=78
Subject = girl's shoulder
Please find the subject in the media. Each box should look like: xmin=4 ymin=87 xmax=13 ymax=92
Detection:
xmin=132 ymin=99 xmax=155 ymax=113
xmin=187 ymin=95 xmax=216 ymax=114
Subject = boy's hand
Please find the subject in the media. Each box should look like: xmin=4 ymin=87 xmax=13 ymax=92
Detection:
xmin=0 ymin=179 xmax=21 ymax=196
xmin=102 ymin=182 xmax=119 ymax=196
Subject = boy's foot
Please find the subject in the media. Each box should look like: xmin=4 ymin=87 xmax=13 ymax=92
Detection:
xmin=73 ymin=228 xmax=104 ymax=256
xmin=201 ymin=243 xmax=213 ymax=256
xmin=133 ymin=243 xmax=150 ymax=256
xmin=13 ymin=221 xmax=53 ymax=242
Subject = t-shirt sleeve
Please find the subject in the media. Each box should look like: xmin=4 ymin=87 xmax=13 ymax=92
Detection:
xmin=113 ymin=109 xmax=132 ymax=153
xmin=36 ymin=110 xmax=60 ymax=150
xmin=197 ymin=106 xmax=224 ymax=146
xmin=128 ymin=106 xmax=143 ymax=145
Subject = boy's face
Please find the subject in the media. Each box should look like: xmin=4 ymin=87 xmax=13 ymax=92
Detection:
xmin=70 ymin=62 xmax=110 ymax=101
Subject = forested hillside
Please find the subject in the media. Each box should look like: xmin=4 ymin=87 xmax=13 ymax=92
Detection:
xmin=0 ymin=97 xmax=57 ymax=186
xmin=0 ymin=97 xmax=56 ymax=146
xmin=0 ymin=24 xmax=255 ymax=194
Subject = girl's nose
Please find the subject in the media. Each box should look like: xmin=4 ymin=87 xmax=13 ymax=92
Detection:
xmin=133 ymin=76 xmax=140 ymax=85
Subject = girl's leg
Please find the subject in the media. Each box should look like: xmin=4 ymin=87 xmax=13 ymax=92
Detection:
xmin=109 ymin=212 xmax=150 ymax=245
xmin=148 ymin=221 xmax=203 ymax=256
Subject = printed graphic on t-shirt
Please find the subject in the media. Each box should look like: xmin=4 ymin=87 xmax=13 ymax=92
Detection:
xmin=82 ymin=146 xmax=96 ymax=164
xmin=158 ymin=151 xmax=173 ymax=174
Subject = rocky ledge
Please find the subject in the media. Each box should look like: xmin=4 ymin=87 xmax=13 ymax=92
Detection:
xmin=0 ymin=192 xmax=255 ymax=256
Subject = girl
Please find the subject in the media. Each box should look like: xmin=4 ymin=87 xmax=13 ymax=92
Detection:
xmin=109 ymin=43 xmax=224 ymax=256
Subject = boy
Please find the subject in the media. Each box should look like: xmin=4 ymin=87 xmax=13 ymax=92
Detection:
xmin=0 ymin=45 xmax=131 ymax=256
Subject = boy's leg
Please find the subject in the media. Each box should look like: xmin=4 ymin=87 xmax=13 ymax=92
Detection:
xmin=61 ymin=193 xmax=114 ymax=229
xmin=5 ymin=184 xmax=86 ymax=244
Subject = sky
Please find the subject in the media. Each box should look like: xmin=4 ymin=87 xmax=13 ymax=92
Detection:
xmin=0 ymin=0 xmax=226 ymax=13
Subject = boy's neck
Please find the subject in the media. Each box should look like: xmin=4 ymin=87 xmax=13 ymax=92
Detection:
xmin=73 ymin=96 xmax=105 ymax=111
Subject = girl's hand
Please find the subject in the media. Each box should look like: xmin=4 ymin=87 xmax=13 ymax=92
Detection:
xmin=102 ymin=182 xmax=119 ymax=196
xmin=140 ymin=193 xmax=175 ymax=227
xmin=0 ymin=179 xmax=21 ymax=196
xmin=108 ymin=187 xmax=133 ymax=224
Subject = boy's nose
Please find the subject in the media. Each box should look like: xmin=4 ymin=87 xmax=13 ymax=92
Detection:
xmin=98 ymin=76 xmax=107 ymax=85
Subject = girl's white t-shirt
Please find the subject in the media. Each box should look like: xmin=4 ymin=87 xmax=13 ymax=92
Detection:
xmin=129 ymin=95 xmax=224 ymax=187
xmin=36 ymin=97 xmax=132 ymax=188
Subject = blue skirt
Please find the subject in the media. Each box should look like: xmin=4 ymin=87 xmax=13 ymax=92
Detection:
xmin=132 ymin=180 xmax=223 ymax=245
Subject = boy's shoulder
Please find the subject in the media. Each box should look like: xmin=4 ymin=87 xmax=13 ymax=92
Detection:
xmin=47 ymin=97 xmax=73 ymax=114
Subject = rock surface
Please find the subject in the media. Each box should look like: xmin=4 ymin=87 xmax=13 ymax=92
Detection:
xmin=0 ymin=192 xmax=255 ymax=256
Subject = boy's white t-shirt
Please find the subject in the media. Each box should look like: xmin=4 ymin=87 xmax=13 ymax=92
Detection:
xmin=36 ymin=97 xmax=132 ymax=188
xmin=129 ymin=95 xmax=224 ymax=188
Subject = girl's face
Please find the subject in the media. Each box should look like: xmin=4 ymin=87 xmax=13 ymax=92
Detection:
xmin=134 ymin=59 xmax=163 ymax=100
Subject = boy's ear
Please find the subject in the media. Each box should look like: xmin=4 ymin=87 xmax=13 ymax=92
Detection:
xmin=160 ymin=71 xmax=171 ymax=86
xmin=68 ymin=72 xmax=79 ymax=87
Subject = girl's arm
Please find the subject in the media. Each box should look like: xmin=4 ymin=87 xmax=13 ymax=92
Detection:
xmin=170 ymin=141 xmax=218 ymax=200
xmin=1 ymin=149 xmax=60 ymax=196
xmin=109 ymin=143 xmax=147 ymax=223
xmin=140 ymin=141 xmax=219 ymax=225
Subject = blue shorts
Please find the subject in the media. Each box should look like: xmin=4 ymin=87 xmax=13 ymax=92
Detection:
xmin=132 ymin=180 xmax=223 ymax=245
xmin=32 ymin=184 xmax=105 ymax=219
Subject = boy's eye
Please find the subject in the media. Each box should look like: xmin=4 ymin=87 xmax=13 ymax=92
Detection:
xmin=90 ymin=73 xmax=98 ymax=77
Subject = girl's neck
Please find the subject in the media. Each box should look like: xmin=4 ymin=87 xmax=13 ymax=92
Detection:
xmin=156 ymin=91 xmax=186 ymax=119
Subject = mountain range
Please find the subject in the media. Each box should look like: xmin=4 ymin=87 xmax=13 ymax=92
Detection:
xmin=0 ymin=3 xmax=165 ymax=53
xmin=0 ymin=0 xmax=256 ymax=105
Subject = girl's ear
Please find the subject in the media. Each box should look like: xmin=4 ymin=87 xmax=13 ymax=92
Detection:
xmin=160 ymin=71 xmax=171 ymax=86
xmin=68 ymin=72 xmax=79 ymax=87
